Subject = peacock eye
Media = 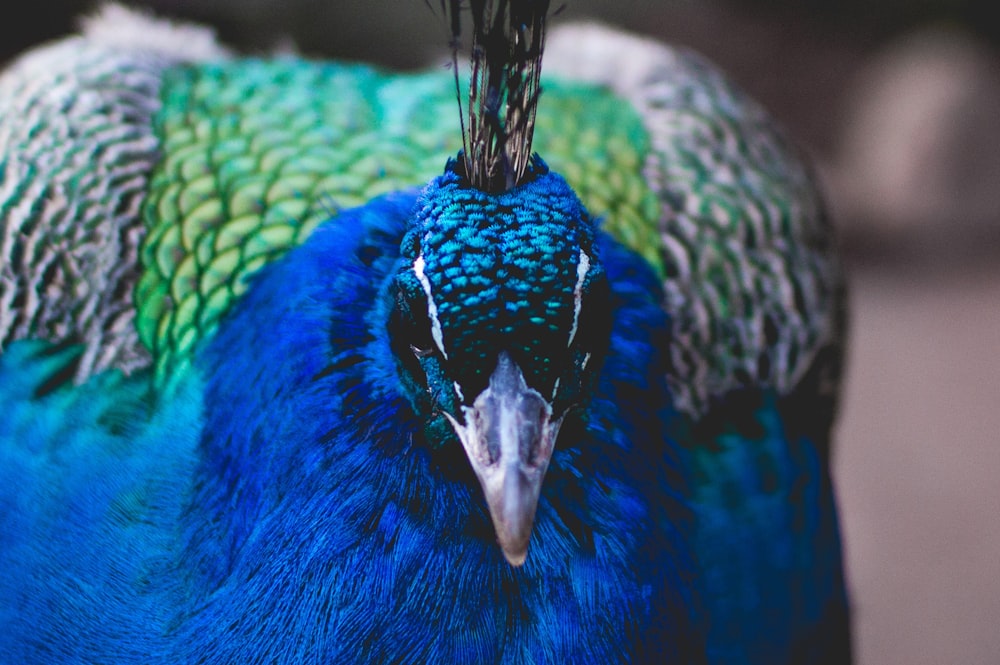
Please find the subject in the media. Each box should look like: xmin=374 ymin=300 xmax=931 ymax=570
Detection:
xmin=570 ymin=270 xmax=612 ymax=357
xmin=393 ymin=291 xmax=435 ymax=354
xmin=410 ymin=344 xmax=434 ymax=359
xmin=387 ymin=270 xmax=443 ymax=388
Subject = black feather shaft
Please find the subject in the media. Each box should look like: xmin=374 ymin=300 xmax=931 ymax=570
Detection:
xmin=440 ymin=0 xmax=551 ymax=192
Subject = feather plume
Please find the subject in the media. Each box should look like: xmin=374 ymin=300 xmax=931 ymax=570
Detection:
xmin=439 ymin=0 xmax=551 ymax=192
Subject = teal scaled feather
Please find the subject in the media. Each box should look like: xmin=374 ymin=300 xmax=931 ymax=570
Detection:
xmin=393 ymin=157 xmax=608 ymax=436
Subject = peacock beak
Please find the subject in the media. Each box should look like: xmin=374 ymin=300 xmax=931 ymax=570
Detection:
xmin=444 ymin=351 xmax=564 ymax=566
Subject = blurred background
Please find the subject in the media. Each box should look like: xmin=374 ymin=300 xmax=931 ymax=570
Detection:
xmin=4 ymin=1 xmax=999 ymax=663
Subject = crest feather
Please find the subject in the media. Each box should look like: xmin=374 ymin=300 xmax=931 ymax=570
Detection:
xmin=439 ymin=0 xmax=552 ymax=193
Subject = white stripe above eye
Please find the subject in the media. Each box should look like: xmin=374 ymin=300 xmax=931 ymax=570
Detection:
xmin=413 ymin=254 xmax=448 ymax=360
xmin=566 ymin=250 xmax=591 ymax=348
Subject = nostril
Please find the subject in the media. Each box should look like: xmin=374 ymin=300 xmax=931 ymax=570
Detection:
xmin=517 ymin=394 xmax=546 ymax=465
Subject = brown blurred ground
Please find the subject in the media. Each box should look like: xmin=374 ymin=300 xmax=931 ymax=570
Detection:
xmin=5 ymin=2 xmax=1000 ymax=663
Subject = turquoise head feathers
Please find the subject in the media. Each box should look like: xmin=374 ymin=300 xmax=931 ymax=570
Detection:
xmin=390 ymin=155 xmax=610 ymax=422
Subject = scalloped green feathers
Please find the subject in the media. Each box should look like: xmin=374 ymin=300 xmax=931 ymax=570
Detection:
xmin=136 ymin=60 xmax=662 ymax=380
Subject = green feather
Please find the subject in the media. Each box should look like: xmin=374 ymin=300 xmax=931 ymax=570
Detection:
xmin=137 ymin=61 xmax=662 ymax=379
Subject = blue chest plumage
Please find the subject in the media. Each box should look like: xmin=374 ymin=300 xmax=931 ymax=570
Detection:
xmin=172 ymin=191 xmax=702 ymax=663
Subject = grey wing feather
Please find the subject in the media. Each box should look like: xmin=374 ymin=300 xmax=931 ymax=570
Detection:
xmin=0 ymin=5 xmax=226 ymax=380
xmin=546 ymin=23 xmax=844 ymax=417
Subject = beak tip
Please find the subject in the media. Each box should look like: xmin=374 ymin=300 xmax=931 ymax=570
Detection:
xmin=496 ymin=521 xmax=534 ymax=566
xmin=501 ymin=544 xmax=529 ymax=567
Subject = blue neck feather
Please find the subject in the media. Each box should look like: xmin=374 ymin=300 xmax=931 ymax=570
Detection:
xmin=176 ymin=188 xmax=704 ymax=662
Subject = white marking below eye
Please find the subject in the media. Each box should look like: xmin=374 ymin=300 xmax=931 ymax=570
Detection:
xmin=566 ymin=250 xmax=591 ymax=348
xmin=454 ymin=381 xmax=465 ymax=403
xmin=551 ymin=377 xmax=561 ymax=401
xmin=413 ymin=254 xmax=448 ymax=360
xmin=582 ymin=352 xmax=592 ymax=371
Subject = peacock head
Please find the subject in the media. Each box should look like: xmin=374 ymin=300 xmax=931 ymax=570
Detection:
xmin=387 ymin=155 xmax=612 ymax=565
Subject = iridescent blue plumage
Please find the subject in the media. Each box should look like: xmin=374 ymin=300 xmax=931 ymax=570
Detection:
xmin=1 ymin=188 xmax=708 ymax=662
xmin=172 ymin=191 xmax=699 ymax=662
xmin=0 ymin=341 xmax=200 ymax=663
xmin=676 ymin=386 xmax=851 ymax=664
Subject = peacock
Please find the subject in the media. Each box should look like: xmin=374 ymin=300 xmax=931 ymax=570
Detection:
xmin=0 ymin=1 xmax=851 ymax=663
